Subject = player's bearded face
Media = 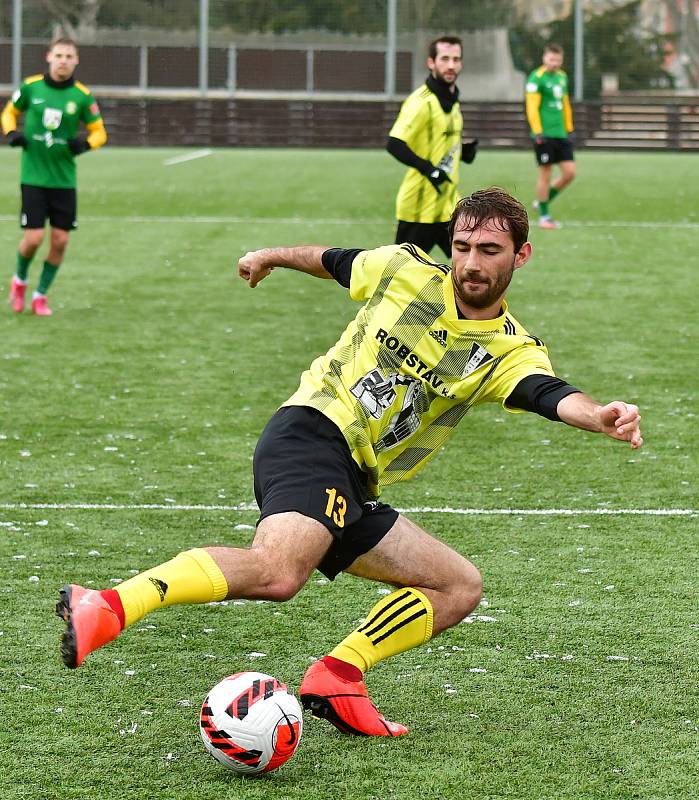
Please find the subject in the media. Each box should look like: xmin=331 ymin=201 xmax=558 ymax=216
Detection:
xmin=450 ymin=218 xmax=530 ymax=312
xmin=452 ymin=258 xmax=515 ymax=309
xmin=428 ymin=43 xmax=463 ymax=85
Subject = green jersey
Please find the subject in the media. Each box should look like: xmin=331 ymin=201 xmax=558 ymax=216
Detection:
xmin=10 ymin=74 xmax=102 ymax=188
xmin=525 ymin=67 xmax=572 ymax=139
xmin=389 ymin=84 xmax=463 ymax=224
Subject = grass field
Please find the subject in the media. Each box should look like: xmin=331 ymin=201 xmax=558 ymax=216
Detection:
xmin=0 ymin=146 xmax=697 ymax=800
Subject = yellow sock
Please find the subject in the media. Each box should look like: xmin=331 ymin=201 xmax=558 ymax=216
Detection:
xmin=115 ymin=548 xmax=228 ymax=627
xmin=329 ymin=587 xmax=434 ymax=673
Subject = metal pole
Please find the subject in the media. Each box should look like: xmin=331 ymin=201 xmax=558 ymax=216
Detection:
xmin=227 ymin=45 xmax=237 ymax=95
xmin=199 ymin=0 xmax=209 ymax=96
xmin=574 ymin=0 xmax=583 ymax=101
xmin=385 ymin=0 xmax=397 ymax=97
xmin=12 ymin=0 xmax=23 ymax=88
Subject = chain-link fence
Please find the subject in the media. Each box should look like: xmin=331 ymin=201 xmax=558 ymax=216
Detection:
xmin=2 ymin=1 xmax=696 ymax=99
xmin=2 ymin=1 xmax=698 ymax=150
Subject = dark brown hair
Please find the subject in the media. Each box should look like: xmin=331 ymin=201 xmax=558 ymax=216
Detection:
xmin=449 ymin=188 xmax=529 ymax=251
xmin=544 ymin=43 xmax=564 ymax=55
xmin=49 ymin=37 xmax=78 ymax=52
xmin=428 ymin=36 xmax=463 ymax=60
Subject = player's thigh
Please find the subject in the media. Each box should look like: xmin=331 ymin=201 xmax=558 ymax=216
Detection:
xmin=396 ymin=220 xmax=437 ymax=253
xmin=345 ymin=513 xmax=479 ymax=593
xmin=435 ymin=223 xmax=451 ymax=260
xmin=252 ymin=511 xmax=334 ymax=582
xmin=47 ymin=188 xmax=77 ymax=232
xmin=20 ymin=184 xmax=48 ymax=229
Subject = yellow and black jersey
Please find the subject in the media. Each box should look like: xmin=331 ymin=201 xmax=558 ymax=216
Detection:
xmin=389 ymin=84 xmax=463 ymax=223
xmin=284 ymin=244 xmax=554 ymax=496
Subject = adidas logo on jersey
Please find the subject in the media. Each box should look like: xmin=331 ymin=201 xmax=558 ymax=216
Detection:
xmin=429 ymin=329 xmax=448 ymax=347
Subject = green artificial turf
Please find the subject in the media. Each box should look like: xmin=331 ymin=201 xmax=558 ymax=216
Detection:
xmin=0 ymin=146 xmax=696 ymax=799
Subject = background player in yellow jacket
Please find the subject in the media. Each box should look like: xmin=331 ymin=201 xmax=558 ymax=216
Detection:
xmin=56 ymin=189 xmax=642 ymax=741
xmin=387 ymin=35 xmax=478 ymax=257
xmin=2 ymin=37 xmax=107 ymax=316
xmin=525 ymin=43 xmax=575 ymax=230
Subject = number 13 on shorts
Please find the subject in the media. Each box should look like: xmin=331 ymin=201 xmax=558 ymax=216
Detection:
xmin=324 ymin=488 xmax=347 ymax=528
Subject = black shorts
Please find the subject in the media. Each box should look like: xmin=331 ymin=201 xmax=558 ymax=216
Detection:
xmin=396 ymin=220 xmax=451 ymax=259
xmin=533 ymin=137 xmax=574 ymax=166
xmin=21 ymin=184 xmax=77 ymax=231
xmin=253 ymin=405 xmax=399 ymax=580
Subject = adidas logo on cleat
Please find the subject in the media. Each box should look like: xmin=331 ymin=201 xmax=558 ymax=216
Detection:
xmin=429 ymin=329 xmax=448 ymax=347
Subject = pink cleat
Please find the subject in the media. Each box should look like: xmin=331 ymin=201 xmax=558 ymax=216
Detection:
xmin=55 ymin=584 xmax=123 ymax=668
xmin=300 ymin=659 xmax=408 ymax=737
xmin=8 ymin=276 xmax=27 ymax=313
xmin=31 ymin=294 xmax=53 ymax=316
xmin=538 ymin=216 xmax=561 ymax=230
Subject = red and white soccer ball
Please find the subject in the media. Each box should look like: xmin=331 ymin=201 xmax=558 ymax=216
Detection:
xmin=199 ymin=671 xmax=303 ymax=775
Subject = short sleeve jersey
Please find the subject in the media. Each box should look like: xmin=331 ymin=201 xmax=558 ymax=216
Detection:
xmin=525 ymin=67 xmax=570 ymax=139
xmin=389 ymin=85 xmax=463 ymax=224
xmin=283 ymin=245 xmax=554 ymax=496
xmin=10 ymin=75 xmax=102 ymax=188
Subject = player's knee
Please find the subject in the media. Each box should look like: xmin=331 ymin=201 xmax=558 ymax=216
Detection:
xmin=23 ymin=230 xmax=44 ymax=250
xmin=260 ymin=574 xmax=305 ymax=602
xmin=449 ymin=563 xmax=482 ymax=624
xmin=50 ymin=230 xmax=69 ymax=252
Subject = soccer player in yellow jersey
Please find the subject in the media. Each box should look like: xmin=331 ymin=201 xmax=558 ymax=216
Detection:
xmin=56 ymin=189 xmax=643 ymax=740
xmin=1 ymin=38 xmax=107 ymax=315
xmin=525 ymin=43 xmax=576 ymax=229
xmin=387 ymin=35 xmax=478 ymax=257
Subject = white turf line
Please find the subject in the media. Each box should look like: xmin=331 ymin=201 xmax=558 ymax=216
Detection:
xmin=0 ymin=502 xmax=695 ymax=516
xmin=0 ymin=214 xmax=698 ymax=229
xmin=162 ymin=149 xmax=213 ymax=166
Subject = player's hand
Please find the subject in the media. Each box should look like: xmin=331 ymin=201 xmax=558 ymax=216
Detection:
xmin=238 ymin=250 xmax=275 ymax=288
xmin=597 ymin=401 xmax=643 ymax=449
xmin=68 ymin=137 xmax=91 ymax=155
xmin=534 ymin=134 xmax=545 ymax=145
xmin=426 ymin=167 xmax=451 ymax=193
xmin=462 ymin=138 xmax=478 ymax=164
xmin=7 ymin=130 xmax=27 ymax=148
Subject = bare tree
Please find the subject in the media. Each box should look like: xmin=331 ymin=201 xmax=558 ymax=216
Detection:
xmin=664 ymin=0 xmax=699 ymax=87
xmin=41 ymin=0 xmax=102 ymax=42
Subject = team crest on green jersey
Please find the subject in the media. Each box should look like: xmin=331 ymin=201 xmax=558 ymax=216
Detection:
xmin=42 ymin=107 xmax=63 ymax=130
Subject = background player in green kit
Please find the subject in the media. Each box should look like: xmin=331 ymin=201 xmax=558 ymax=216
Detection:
xmin=387 ymin=35 xmax=478 ymax=257
xmin=525 ymin=43 xmax=575 ymax=230
xmin=2 ymin=37 xmax=107 ymax=316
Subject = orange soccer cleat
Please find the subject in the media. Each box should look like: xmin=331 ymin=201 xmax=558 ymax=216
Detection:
xmin=300 ymin=658 xmax=408 ymax=737
xmin=55 ymin=585 xmax=123 ymax=668
xmin=8 ymin=276 xmax=27 ymax=313
xmin=31 ymin=294 xmax=53 ymax=316
xmin=538 ymin=216 xmax=561 ymax=230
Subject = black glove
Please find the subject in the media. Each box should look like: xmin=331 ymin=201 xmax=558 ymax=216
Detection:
xmin=68 ymin=137 xmax=90 ymax=155
xmin=425 ymin=166 xmax=451 ymax=193
xmin=7 ymin=130 xmax=27 ymax=148
xmin=462 ymin=138 xmax=478 ymax=164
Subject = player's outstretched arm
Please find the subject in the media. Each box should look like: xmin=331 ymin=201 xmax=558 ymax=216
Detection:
xmin=238 ymin=246 xmax=332 ymax=288
xmin=556 ymin=393 xmax=643 ymax=449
